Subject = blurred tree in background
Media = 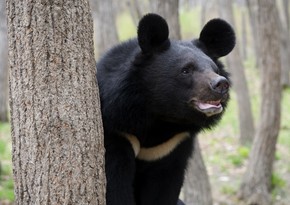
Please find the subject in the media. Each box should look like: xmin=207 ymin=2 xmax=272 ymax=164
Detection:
xmin=279 ymin=0 xmax=290 ymax=88
xmin=150 ymin=0 xmax=181 ymax=39
xmin=219 ymin=0 xmax=255 ymax=145
xmin=91 ymin=0 xmax=119 ymax=57
xmin=239 ymin=0 xmax=282 ymax=204
xmin=0 ymin=1 xmax=8 ymax=122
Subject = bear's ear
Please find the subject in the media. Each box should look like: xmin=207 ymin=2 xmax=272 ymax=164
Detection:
xmin=137 ymin=13 xmax=170 ymax=54
xmin=199 ymin=19 xmax=235 ymax=58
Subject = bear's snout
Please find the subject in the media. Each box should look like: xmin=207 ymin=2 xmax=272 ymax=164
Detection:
xmin=210 ymin=76 xmax=229 ymax=95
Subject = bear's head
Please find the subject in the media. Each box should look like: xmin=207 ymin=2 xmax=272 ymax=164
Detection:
xmin=134 ymin=14 xmax=235 ymax=128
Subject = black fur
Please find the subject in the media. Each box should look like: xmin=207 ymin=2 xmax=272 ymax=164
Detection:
xmin=199 ymin=18 xmax=236 ymax=59
xmin=137 ymin=13 xmax=170 ymax=54
xmin=97 ymin=14 xmax=235 ymax=205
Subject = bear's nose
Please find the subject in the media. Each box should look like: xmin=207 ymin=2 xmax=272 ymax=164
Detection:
xmin=210 ymin=77 xmax=229 ymax=94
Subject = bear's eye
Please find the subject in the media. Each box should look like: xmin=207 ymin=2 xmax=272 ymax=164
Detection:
xmin=181 ymin=67 xmax=192 ymax=75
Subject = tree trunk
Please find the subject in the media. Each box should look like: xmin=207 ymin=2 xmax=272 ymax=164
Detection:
xmin=238 ymin=0 xmax=282 ymax=204
xmin=150 ymin=0 xmax=181 ymax=40
xmin=280 ymin=24 xmax=290 ymax=88
xmin=0 ymin=1 xmax=8 ymax=122
xmin=241 ymin=9 xmax=247 ymax=61
xmin=91 ymin=0 xmax=118 ymax=57
xmin=282 ymin=0 xmax=289 ymax=32
xmin=127 ymin=0 xmax=143 ymax=26
xmin=200 ymin=1 xmax=208 ymax=27
xmin=219 ymin=0 xmax=255 ymax=146
xmin=246 ymin=0 xmax=260 ymax=65
xmin=6 ymin=1 xmax=106 ymax=204
xmin=183 ymin=138 xmax=213 ymax=205
xmin=280 ymin=0 xmax=290 ymax=87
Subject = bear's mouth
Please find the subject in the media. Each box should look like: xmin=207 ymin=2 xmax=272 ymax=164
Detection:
xmin=194 ymin=100 xmax=223 ymax=117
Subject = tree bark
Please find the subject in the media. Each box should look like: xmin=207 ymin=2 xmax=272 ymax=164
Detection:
xmin=238 ymin=0 xmax=282 ymax=204
xmin=183 ymin=138 xmax=213 ymax=205
xmin=91 ymin=0 xmax=118 ymax=57
xmin=150 ymin=0 xmax=181 ymax=40
xmin=219 ymin=0 xmax=255 ymax=145
xmin=0 ymin=1 xmax=8 ymax=122
xmin=6 ymin=1 xmax=106 ymax=204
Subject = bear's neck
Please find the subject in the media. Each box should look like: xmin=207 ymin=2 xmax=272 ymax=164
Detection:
xmin=135 ymin=118 xmax=201 ymax=148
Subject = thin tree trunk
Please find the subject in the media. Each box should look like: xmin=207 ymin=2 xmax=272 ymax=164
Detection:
xmin=127 ymin=0 xmax=143 ymax=26
xmin=92 ymin=0 xmax=118 ymax=57
xmin=200 ymin=1 xmax=208 ymax=27
xmin=150 ymin=0 xmax=181 ymax=40
xmin=6 ymin=0 xmax=106 ymax=204
xmin=280 ymin=25 xmax=290 ymax=88
xmin=246 ymin=0 xmax=260 ymax=65
xmin=0 ymin=1 xmax=8 ymax=122
xmin=219 ymin=0 xmax=255 ymax=145
xmin=238 ymin=0 xmax=282 ymax=204
xmin=183 ymin=138 xmax=213 ymax=205
xmin=283 ymin=0 xmax=289 ymax=32
xmin=280 ymin=0 xmax=290 ymax=87
xmin=241 ymin=9 xmax=247 ymax=61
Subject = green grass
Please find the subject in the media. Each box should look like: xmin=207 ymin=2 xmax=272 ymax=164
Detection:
xmin=238 ymin=146 xmax=250 ymax=158
xmin=227 ymin=147 xmax=250 ymax=167
xmin=0 ymin=122 xmax=14 ymax=202
xmin=0 ymin=140 xmax=6 ymax=156
xmin=271 ymin=172 xmax=286 ymax=189
xmin=0 ymin=123 xmax=10 ymax=134
xmin=221 ymin=185 xmax=236 ymax=195
xmin=279 ymin=88 xmax=290 ymax=146
xmin=0 ymin=179 xmax=14 ymax=200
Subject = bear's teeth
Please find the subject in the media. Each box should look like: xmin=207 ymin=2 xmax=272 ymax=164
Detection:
xmin=206 ymin=100 xmax=221 ymax=106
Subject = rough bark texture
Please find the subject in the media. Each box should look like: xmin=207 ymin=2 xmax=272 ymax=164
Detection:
xmin=0 ymin=1 xmax=8 ymax=122
xmin=183 ymin=138 xmax=213 ymax=205
xmin=238 ymin=0 xmax=282 ymax=204
xmin=219 ymin=0 xmax=255 ymax=145
xmin=91 ymin=0 xmax=118 ymax=57
xmin=150 ymin=0 xmax=181 ymax=40
xmin=6 ymin=1 xmax=106 ymax=204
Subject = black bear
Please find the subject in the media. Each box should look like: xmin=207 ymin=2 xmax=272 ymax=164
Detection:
xmin=97 ymin=13 xmax=235 ymax=205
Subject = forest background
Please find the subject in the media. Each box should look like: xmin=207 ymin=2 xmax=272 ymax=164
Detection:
xmin=0 ymin=0 xmax=290 ymax=205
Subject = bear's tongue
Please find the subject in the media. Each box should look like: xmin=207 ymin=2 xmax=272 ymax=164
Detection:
xmin=197 ymin=100 xmax=221 ymax=110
